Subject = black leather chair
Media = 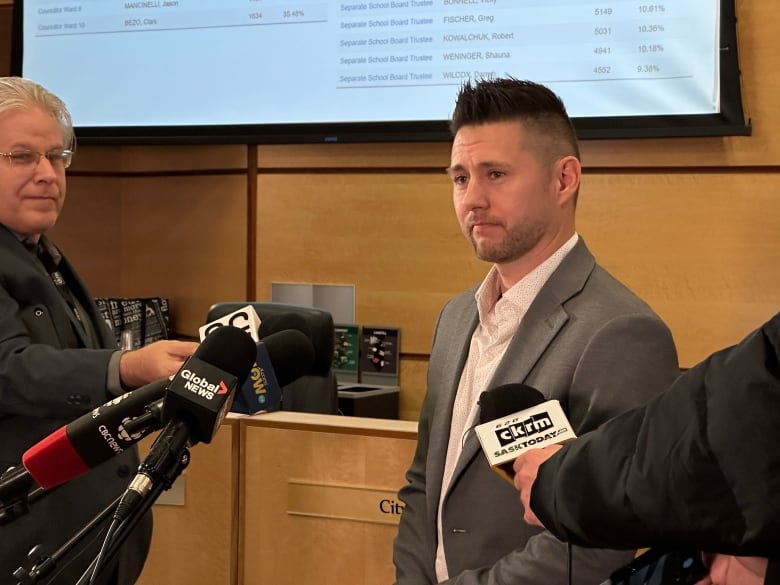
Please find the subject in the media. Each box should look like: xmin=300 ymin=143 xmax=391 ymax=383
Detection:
xmin=206 ymin=302 xmax=339 ymax=415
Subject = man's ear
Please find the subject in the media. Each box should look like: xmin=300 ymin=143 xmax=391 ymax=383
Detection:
xmin=556 ymin=156 xmax=581 ymax=206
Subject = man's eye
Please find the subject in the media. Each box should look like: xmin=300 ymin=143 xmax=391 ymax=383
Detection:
xmin=11 ymin=151 xmax=37 ymax=165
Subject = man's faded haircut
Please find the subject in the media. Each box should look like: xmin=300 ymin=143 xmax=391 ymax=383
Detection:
xmin=450 ymin=77 xmax=580 ymax=163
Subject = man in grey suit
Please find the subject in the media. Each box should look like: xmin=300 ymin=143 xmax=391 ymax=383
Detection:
xmin=0 ymin=77 xmax=198 ymax=584
xmin=392 ymin=78 xmax=681 ymax=585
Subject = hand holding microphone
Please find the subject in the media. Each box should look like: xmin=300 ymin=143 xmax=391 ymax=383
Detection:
xmin=114 ymin=324 xmax=257 ymax=522
xmin=512 ymin=445 xmax=562 ymax=527
xmin=7 ymin=326 xmax=250 ymax=500
xmin=118 ymin=339 xmax=200 ymax=390
xmin=475 ymin=383 xmax=576 ymax=481
xmin=475 ymin=383 xmax=576 ymax=525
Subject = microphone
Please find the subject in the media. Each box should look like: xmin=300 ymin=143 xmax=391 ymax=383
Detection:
xmin=125 ymin=327 xmax=316 ymax=428
xmin=20 ymin=377 xmax=171 ymax=490
xmin=115 ymin=325 xmax=256 ymax=522
xmin=475 ymin=383 xmax=577 ymax=484
xmin=199 ymin=305 xmax=314 ymax=413
xmin=230 ymin=328 xmax=315 ymax=414
xmin=159 ymin=325 xmax=256 ymax=445
xmin=19 ymin=324 xmax=255 ymax=492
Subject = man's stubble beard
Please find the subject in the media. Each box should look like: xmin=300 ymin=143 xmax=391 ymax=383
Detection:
xmin=468 ymin=218 xmax=547 ymax=264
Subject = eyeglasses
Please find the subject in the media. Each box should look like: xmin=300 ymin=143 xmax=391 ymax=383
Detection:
xmin=0 ymin=149 xmax=74 ymax=171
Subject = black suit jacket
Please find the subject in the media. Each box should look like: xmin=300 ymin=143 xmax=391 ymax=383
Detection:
xmin=0 ymin=225 xmax=151 ymax=585
xmin=531 ymin=312 xmax=780 ymax=558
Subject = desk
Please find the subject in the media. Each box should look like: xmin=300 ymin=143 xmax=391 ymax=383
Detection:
xmin=239 ymin=412 xmax=417 ymax=585
xmin=136 ymin=413 xmax=417 ymax=585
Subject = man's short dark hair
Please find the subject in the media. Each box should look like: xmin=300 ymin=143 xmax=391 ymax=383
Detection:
xmin=450 ymin=77 xmax=580 ymax=163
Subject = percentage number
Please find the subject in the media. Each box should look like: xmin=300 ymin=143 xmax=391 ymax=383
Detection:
xmin=637 ymin=64 xmax=661 ymax=73
xmin=638 ymin=43 xmax=664 ymax=53
xmin=638 ymin=4 xmax=665 ymax=12
xmin=638 ymin=24 xmax=664 ymax=32
xmin=283 ymin=9 xmax=305 ymax=17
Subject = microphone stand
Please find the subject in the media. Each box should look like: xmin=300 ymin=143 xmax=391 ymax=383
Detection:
xmin=76 ymin=446 xmax=190 ymax=585
xmin=0 ymin=485 xmax=49 ymax=527
xmin=13 ymin=492 xmax=121 ymax=585
xmin=77 ymin=420 xmax=194 ymax=585
xmin=13 ymin=443 xmax=191 ymax=585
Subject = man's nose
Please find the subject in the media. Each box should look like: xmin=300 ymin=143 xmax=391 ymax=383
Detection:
xmin=461 ymin=177 xmax=488 ymax=208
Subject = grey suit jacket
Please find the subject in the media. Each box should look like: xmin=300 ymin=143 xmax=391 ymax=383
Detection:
xmin=0 ymin=225 xmax=151 ymax=585
xmin=393 ymin=238 xmax=681 ymax=585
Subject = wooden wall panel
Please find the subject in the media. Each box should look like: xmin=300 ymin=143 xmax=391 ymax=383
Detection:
xmin=255 ymin=171 xmax=780 ymax=417
xmin=47 ymin=176 xmax=123 ymax=297
xmin=118 ymin=175 xmax=249 ymax=337
xmin=254 ymin=172 xmax=488 ymax=355
xmin=257 ymin=142 xmax=450 ymax=169
xmin=398 ymin=356 xmax=428 ymax=422
xmin=65 ymin=145 xmax=246 ymax=173
xmin=112 ymin=145 xmax=247 ymax=173
xmin=578 ymin=172 xmax=780 ymax=365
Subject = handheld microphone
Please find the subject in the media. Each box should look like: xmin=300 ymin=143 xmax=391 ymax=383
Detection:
xmin=19 ymin=377 xmax=171 ymax=490
xmin=475 ymin=383 xmax=577 ymax=484
xmin=231 ymin=328 xmax=315 ymax=414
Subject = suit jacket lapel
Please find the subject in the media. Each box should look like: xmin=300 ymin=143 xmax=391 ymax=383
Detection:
xmin=56 ymin=256 xmax=101 ymax=349
xmin=427 ymin=291 xmax=479 ymax=509
xmin=2 ymin=226 xmax=105 ymax=350
xmin=35 ymin=236 xmax=99 ymax=349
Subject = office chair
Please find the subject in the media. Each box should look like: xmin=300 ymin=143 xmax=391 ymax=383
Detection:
xmin=206 ymin=301 xmax=339 ymax=414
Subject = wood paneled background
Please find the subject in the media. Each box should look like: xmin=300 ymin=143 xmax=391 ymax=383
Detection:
xmin=1 ymin=0 xmax=778 ymax=421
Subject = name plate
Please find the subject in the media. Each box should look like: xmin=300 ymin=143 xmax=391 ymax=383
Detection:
xmin=287 ymin=481 xmax=404 ymax=526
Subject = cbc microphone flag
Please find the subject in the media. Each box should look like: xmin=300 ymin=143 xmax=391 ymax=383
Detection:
xmin=475 ymin=400 xmax=576 ymax=483
xmin=198 ymin=304 xmax=262 ymax=342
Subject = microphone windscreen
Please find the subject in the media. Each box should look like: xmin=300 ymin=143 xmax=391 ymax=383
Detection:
xmin=260 ymin=313 xmax=312 ymax=340
xmin=262 ymin=329 xmax=316 ymax=386
xmin=22 ymin=426 xmax=89 ymax=489
xmin=478 ymin=383 xmax=546 ymax=424
xmin=195 ymin=324 xmax=257 ymax=385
